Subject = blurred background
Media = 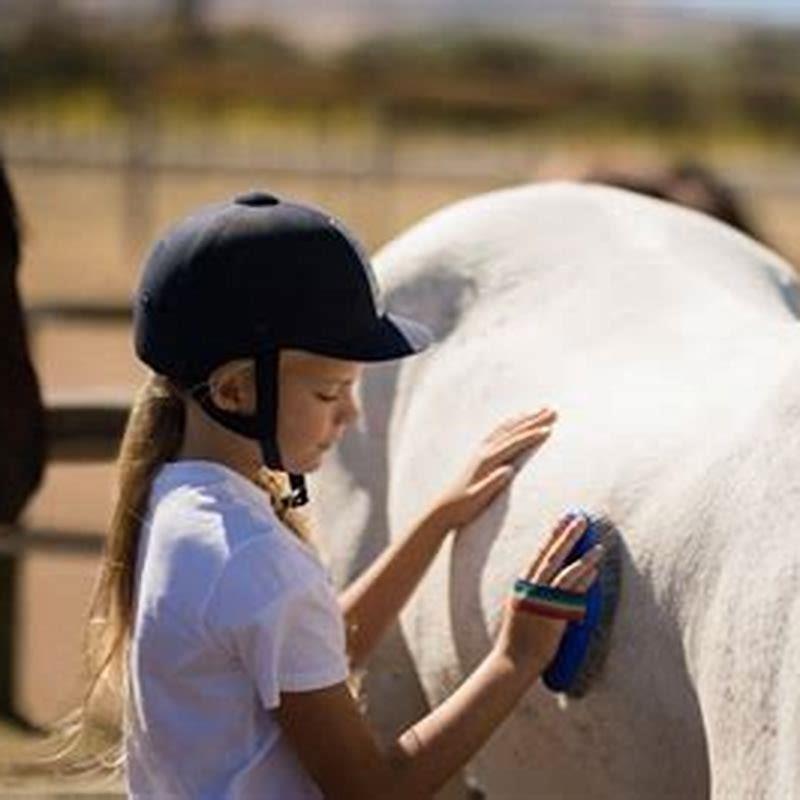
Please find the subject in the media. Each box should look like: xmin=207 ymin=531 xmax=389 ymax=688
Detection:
xmin=1 ymin=0 xmax=798 ymax=792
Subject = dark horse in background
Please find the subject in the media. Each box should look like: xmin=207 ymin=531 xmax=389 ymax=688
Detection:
xmin=0 ymin=159 xmax=46 ymax=725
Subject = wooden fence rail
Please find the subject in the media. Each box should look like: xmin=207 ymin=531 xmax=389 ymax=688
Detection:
xmin=10 ymin=295 xmax=134 ymax=556
xmin=44 ymin=394 xmax=130 ymax=462
xmin=2 ymin=302 xmax=134 ymax=558
xmin=0 ymin=525 xmax=105 ymax=556
xmin=27 ymin=303 xmax=131 ymax=326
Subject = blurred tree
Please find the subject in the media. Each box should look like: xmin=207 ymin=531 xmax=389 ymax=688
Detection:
xmin=739 ymin=80 xmax=800 ymax=130
xmin=730 ymin=29 xmax=800 ymax=133
xmin=638 ymin=70 xmax=695 ymax=130
xmin=340 ymin=29 xmax=553 ymax=82
xmin=733 ymin=29 xmax=800 ymax=77
xmin=171 ymin=0 xmax=211 ymax=51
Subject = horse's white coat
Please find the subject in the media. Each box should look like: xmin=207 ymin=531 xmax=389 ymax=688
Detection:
xmin=309 ymin=183 xmax=800 ymax=799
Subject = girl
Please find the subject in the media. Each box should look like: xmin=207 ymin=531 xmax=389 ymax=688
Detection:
xmin=68 ymin=191 xmax=603 ymax=798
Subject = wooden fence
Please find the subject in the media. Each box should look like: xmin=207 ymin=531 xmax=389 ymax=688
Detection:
xmin=2 ymin=303 xmax=133 ymax=558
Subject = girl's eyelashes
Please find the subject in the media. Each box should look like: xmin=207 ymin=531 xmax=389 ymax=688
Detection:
xmin=315 ymin=392 xmax=339 ymax=403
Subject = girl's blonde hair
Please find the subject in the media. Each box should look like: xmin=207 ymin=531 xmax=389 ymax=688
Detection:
xmin=36 ymin=371 xmax=313 ymax=780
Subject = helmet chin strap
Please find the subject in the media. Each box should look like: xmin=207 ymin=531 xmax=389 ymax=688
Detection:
xmin=191 ymin=349 xmax=309 ymax=509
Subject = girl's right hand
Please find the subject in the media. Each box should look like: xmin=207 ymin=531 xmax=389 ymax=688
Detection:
xmin=493 ymin=514 xmax=604 ymax=675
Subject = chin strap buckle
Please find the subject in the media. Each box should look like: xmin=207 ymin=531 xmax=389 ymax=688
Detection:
xmin=284 ymin=473 xmax=309 ymax=508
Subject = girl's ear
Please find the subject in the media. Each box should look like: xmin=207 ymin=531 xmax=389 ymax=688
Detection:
xmin=207 ymin=360 xmax=256 ymax=414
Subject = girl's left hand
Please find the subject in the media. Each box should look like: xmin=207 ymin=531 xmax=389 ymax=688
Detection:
xmin=432 ymin=408 xmax=557 ymax=532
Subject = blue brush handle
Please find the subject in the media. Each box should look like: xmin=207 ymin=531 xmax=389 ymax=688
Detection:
xmin=542 ymin=513 xmax=603 ymax=693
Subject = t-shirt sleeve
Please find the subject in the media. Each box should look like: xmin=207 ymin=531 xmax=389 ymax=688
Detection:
xmin=203 ymin=540 xmax=350 ymax=710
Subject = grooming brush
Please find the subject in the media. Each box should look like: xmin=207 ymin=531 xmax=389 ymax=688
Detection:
xmin=542 ymin=513 xmax=621 ymax=698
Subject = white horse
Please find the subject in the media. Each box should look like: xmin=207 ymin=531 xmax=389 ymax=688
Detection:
xmin=308 ymin=183 xmax=800 ymax=799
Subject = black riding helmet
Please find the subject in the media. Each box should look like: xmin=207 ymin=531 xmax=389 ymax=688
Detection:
xmin=133 ymin=190 xmax=433 ymax=507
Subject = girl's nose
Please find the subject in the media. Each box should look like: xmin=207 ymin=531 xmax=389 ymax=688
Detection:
xmin=337 ymin=392 xmax=361 ymax=426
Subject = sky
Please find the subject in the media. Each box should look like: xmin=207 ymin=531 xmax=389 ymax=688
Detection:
xmin=59 ymin=0 xmax=800 ymax=26
xmin=242 ymin=0 xmax=800 ymax=24
xmin=199 ymin=0 xmax=800 ymax=50
xmin=21 ymin=0 xmax=798 ymax=50
xmin=669 ymin=0 xmax=800 ymax=23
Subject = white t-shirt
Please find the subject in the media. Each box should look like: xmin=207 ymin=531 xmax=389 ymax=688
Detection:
xmin=125 ymin=460 xmax=350 ymax=799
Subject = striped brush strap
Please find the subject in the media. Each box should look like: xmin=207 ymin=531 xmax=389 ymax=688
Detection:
xmin=512 ymin=578 xmax=587 ymax=622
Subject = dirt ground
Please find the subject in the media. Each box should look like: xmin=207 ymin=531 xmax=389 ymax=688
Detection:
xmin=4 ymin=148 xmax=800 ymax=793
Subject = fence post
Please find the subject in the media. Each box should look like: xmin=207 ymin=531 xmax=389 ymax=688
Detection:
xmin=121 ymin=50 xmax=158 ymax=274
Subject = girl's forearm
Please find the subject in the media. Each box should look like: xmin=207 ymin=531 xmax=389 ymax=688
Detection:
xmin=338 ymin=505 xmax=451 ymax=669
xmin=384 ymin=649 xmax=545 ymax=798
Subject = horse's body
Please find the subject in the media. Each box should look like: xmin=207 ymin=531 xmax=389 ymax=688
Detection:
xmin=309 ymin=183 xmax=800 ymax=799
xmin=0 ymin=162 xmax=45 ymax=724
xmin=0 ymin=164 xmax=44 ymax=524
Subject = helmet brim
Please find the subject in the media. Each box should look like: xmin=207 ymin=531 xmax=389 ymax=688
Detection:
xmin=306 ymin=313 xmax=434 ymax=363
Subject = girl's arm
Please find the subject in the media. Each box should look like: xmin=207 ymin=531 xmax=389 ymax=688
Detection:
xmin=338 ymin=503 xmax=450 ymax=670
xmin=340 ymin=409 xmax=556 ymax=670
xmin=278 ymin=514 xmax=601 ymax=800
xmin=276 ymin=648 xmax=540 ymax=800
